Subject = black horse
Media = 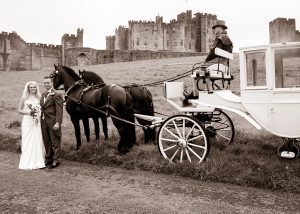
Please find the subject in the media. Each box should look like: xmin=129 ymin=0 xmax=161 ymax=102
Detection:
xmin=51 ymin=64 xmax=136 ymax=153
xmin=79 ymin=69 xmax=156 ymax=143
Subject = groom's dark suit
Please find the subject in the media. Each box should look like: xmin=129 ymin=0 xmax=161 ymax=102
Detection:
xmin=40 ymin=88 xmax=64 ymax=166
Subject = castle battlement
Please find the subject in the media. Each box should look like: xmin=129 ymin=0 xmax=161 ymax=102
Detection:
xmin=128 ymin=20 xmax=155 ymax=25
xmin=26 ymin=43 xmax=61 ymax=49
xmin=1 ymin=31 xmax=9 ymax=36
xmin=63 ymin=33 xmax=77 ymax=38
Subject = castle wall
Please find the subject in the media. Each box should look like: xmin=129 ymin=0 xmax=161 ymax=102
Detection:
xmin=0 ymin=31 xmax=62 ymax=71
xmin=64 ymin=47 xmax=98 ymax=67
xmin=27 ymin=44 xmax=61 ymax=70
xmin=65 ymin=48 xmax=205 ymax=67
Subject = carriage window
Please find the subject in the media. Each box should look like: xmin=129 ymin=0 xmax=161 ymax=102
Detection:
xmin=245 ymin=52 xmax=266 ymax=87
xmin=275 ymin=48 xmax=300 ymax=88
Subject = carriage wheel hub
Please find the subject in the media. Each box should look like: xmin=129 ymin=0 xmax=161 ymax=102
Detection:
xmin=177 ymin=138 xmax=187 ymax=148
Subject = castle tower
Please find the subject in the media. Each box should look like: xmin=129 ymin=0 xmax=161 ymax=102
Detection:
xmin=76 ymin=28 xmax=83 ymax=47
xmin=269 ymin=18 xmax=299 ymax=43
xmin=61 ymin=28 xmax=84 ymax=65
xmin=106 ymin=36 xmax=115 ymax=50
xmin=115 ymin=26 xmax=128 ymax=50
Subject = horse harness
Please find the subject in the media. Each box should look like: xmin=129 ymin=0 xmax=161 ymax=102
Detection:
xmin=64 ymin=80 xmax=120 ymax=118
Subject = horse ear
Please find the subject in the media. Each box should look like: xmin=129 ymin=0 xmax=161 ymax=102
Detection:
xmin=54 ymin=63 xmax=57 ymax=70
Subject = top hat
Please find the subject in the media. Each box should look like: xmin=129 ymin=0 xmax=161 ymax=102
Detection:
xmin=212 ymin=20 xmax=227 ymax=29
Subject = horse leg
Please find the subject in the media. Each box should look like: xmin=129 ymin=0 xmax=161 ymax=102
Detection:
xmin=137 ymin=118 xmax=156 ymax=144
xmin=82 ymin=117 xmax=90 ymax=143
xmin=111 ymin=110 xmax=135 ymax=154
xmin=71 ymin=116 xmax=81 ymax=150
xmin=100 ymin=116 xmax=109 ymax=141
xmin=119 ymin=94 xmax=136 ymax=153
xmin=92 ymin=116 xmax=100 ymax=141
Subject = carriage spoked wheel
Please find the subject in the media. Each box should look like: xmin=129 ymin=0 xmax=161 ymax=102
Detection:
xmin=157 ymin=115 xmax=210 ymax=164
xmin=201 ymin=109 xmax=234 ymax=144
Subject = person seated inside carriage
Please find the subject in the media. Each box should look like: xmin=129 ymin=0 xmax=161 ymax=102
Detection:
xmin=184 ymin=20 xmax=233 ymax=100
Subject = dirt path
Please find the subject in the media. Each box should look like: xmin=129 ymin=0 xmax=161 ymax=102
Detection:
xmin=0 ymin=151 xmax=299 ymax=214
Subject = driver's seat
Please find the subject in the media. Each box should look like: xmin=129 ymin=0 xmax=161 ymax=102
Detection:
xmin=207 ymin=47 xmax=233 ymax=81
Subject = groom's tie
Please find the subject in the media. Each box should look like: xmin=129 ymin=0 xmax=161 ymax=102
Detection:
xmin=44 ymin=92 xmax=50 ymax=102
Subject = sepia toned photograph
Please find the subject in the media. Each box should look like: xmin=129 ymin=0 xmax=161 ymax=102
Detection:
xmin=0 ymin=0 xmax=299 ymax=213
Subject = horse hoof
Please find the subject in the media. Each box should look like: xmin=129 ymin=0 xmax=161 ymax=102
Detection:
xmin=118 ymin=147 xmax=131 ymax=155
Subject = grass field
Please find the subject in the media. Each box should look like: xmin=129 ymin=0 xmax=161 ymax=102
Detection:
xmin=0 ymin=55 xmax=299 ymax=193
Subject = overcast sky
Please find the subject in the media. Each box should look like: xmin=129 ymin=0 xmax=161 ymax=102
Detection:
xmin=1 ymin=0 xmax=299 ymax=51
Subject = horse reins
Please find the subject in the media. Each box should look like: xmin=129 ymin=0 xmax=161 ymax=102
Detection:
xmin=142 ymin=66 xmax=201 ymax=87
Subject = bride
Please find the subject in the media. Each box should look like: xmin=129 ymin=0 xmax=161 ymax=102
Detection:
xmin=18 ymin=81 xmax=45 ymax=169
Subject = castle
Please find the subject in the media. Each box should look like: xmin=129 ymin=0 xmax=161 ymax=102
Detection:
xmin=0 ymin=29 xmax=83 ymax=71
xmin=269 ymin=18 xmax=300 ymax=43
xmin=106 ymin=10 xmax=218 ymax=52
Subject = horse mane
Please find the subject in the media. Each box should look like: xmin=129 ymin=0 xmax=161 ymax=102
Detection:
xmin=62 ymin=66 xmax=81 ymax=81
xmin=82 ymin=70 xmax=105 ymax=84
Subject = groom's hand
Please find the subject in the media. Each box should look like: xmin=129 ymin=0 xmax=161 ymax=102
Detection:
xmin=53 ymin=123 xmax=60 ymax=131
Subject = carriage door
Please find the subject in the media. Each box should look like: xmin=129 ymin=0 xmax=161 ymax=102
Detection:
xmin=272 ymin=46 xmax=300 ymax=137
xmin=77 ymin=53 xmax=88 ymax=67
xmin=241 ymin=50 xmax=272 ymax=131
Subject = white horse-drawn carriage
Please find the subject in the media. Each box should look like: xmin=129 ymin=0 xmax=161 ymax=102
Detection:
xmin=137 ymin=42 xmax=300 ymax=163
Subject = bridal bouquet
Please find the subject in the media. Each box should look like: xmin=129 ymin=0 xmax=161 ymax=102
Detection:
xmin=28 ymin=103 xmax=41 ymax=126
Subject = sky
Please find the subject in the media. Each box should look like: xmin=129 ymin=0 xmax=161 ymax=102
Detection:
xmin=1 ymin=0 xmax=299 ymax=51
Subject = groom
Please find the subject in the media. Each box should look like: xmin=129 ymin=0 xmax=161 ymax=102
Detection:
xmin=41 ymin=76 xmax=64 ymax=169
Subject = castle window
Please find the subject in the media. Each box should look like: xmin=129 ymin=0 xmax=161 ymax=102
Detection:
xmin=189 ymin=43 xmax=191 ymax=49
xmin=145 ymin=28 xmax=149 ymax=31
xmin=136 ymin=38 xmax=139 ymax=46
xmin=180 ymin=40 xmax=183 ymax=46
xmin=173 ymin=28 xmax=176 ymax=33
xmin=154 ymin=26 xmax=157 ymax=31
xmin=166 ymin=29 xmax=169 ymax=34
xmin=167 ymin=40 xmax=169 ymax=46
xmin=173 ymin=39 xmax=177 ymax=46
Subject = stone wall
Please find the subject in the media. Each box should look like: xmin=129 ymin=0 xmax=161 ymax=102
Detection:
xmin=64 ymin=49 xmax=205 ymax=67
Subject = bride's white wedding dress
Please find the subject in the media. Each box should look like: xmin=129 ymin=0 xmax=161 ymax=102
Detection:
xmin=19 ymin=99 xmax=46 ymax=169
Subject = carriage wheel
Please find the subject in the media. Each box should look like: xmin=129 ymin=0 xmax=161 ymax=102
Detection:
xmin=203 ymin=110 xmax=234 ymax=144
xmin=157 ymin=115 xmax=210 ymax=164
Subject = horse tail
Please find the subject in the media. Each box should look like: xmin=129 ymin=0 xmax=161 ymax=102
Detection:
xmin=118 ymin=91 xmax=136 ymax=153
xmin=134 ymin=86 xmax=156 ymax=143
